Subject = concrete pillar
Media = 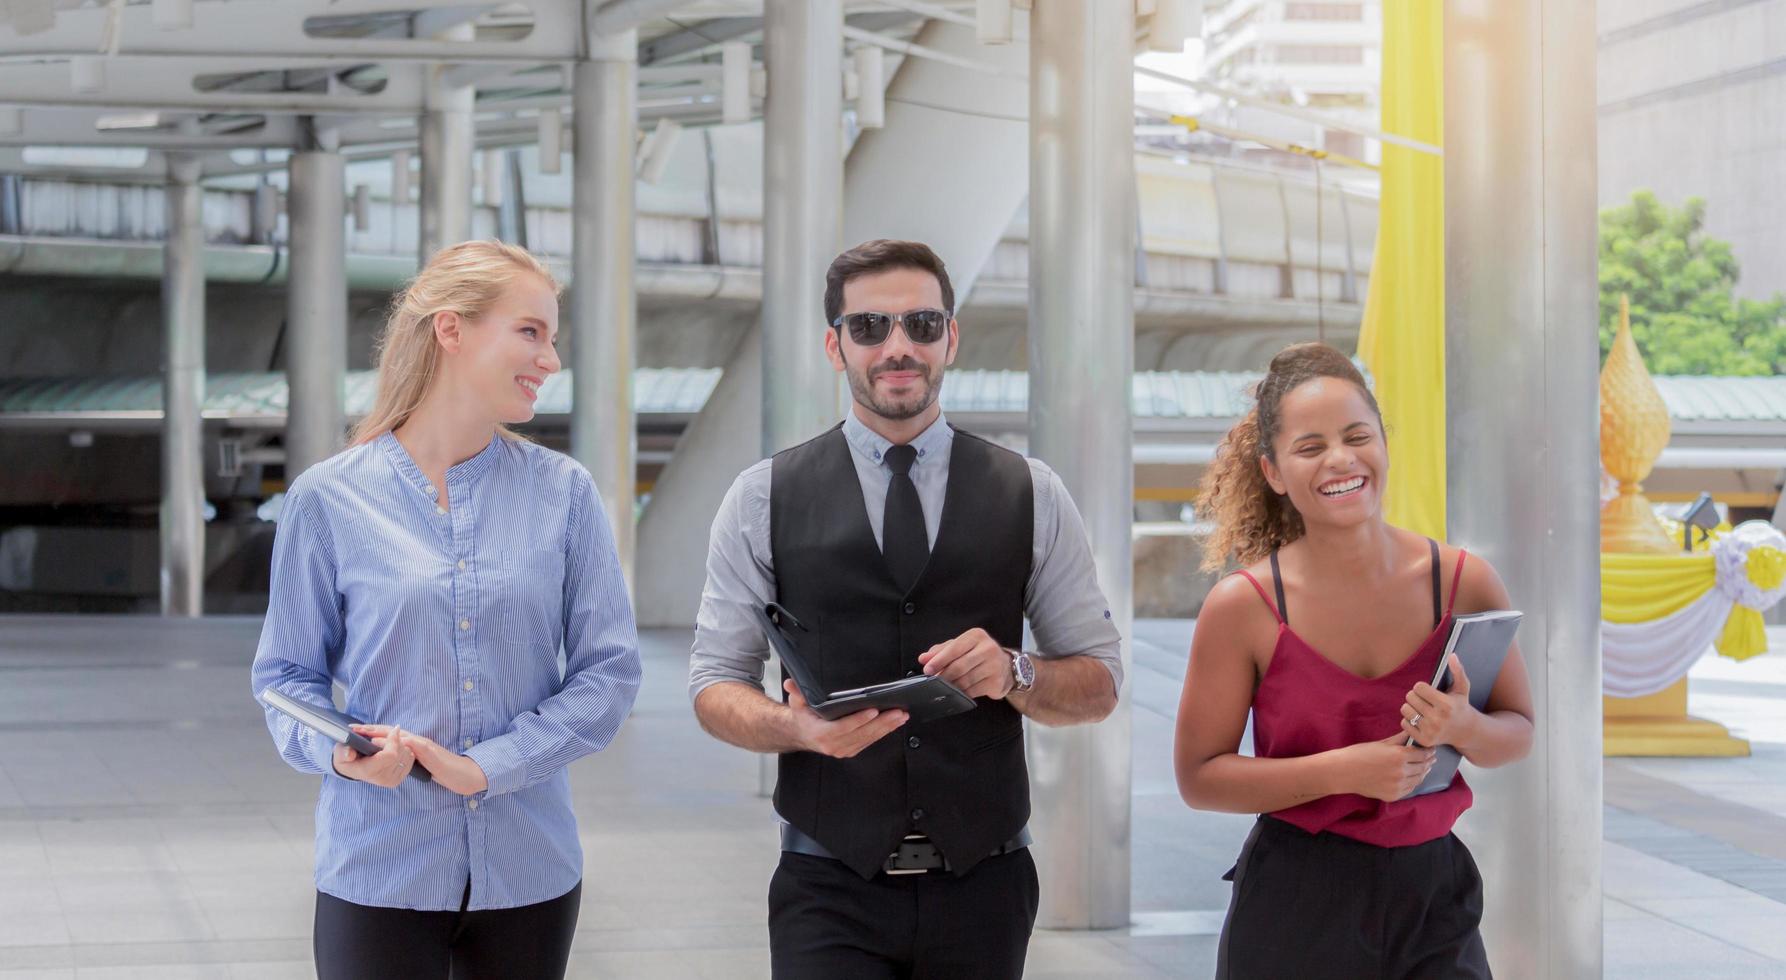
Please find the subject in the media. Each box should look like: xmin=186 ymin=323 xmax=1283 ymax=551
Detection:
xmin=419 ymin=23 xmax=475 ymax=261
xmin=285 ymin=144 xmax=348 ymax=479
xmin=571 ymin=29 xmax=639 ymax=586
xmin=761 ymin=0 xmax=843 ymax=454
xmin=161 ymin=154 xmax=206 ymax=617
xmin=1445 ymin=0 xmax=1602 ymax=976
xmin=1026 ymin=0 xmax=1134 ymax=931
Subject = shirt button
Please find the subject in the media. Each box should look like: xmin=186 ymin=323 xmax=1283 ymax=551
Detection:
xmin=903 ymin=602 xmax=915 ymax=615
xmin=457 ymin=560 xmax=467 ymax=571
xmin=910 ymin=808 xmax=925 ymax=821
xmin=467 ymin=799 xmax=479 ymax=811
xmin=436 ymin=506 xmax=446 ymax=516
xmin=459 ymin=619 xmax=470 ymax=631
xmin=463 ymin=737 xmax=475 ymax=749
xmin=907 ymin=736 xmax=921 ymax=749
xmin=463 ymin=680 xmax=475 ymax=692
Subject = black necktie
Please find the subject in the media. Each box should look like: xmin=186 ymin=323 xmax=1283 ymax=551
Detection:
xmin=881 ymin=444 xmax=929 ymax=592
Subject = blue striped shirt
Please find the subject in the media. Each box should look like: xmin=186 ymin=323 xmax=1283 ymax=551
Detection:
xmin=250 ymin=431 xmax=641 ymax=911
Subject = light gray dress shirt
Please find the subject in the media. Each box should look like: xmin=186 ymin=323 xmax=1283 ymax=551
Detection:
xmin=689 ymin=410 xmax=1123 ymax=701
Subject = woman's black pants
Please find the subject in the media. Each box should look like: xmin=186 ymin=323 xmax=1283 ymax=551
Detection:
xmin=1217 ymin=817 xmax=1492 ymax=980
xmin=313 ymin=880 xmax=581 ymax=980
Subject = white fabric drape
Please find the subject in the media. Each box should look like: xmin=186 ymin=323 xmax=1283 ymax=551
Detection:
xmin=1601 ymin=591 xmax=1731 ymax=698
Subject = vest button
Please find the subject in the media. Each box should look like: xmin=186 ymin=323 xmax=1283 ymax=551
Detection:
xmin=910 ymin=807 xmax=925 ymax=821
xmin=907 ymin=736 xmax=921 ymax=749
xmin=903 ymin=602 xmax=915 ymax=615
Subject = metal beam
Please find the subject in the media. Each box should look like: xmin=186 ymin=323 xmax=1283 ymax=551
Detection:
xmin=1027 ymin=0 xmax=1134 ymax=932
xmin=571 ymin=26 xmax=640 ymax=588
xmin=0 ymin=1 xmax=586 ymax=62
xmin=0 ymin=57 xmax=430 ymax=114
xmin=1444 ymin=0 xmax=1603 ymax=976
xmin=590 ymin=0 xmax=699 ymax=39
xmin=0 ymin=109 xmax=304 ymax=148
xmin=160 ymin=153 xmax=206 ymax=617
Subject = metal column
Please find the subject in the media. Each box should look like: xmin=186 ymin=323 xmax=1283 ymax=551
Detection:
xmin=761 ymin=0 xmax=843 ymax=453
xmin=759 ymin=0 xmax=843 ymax=796
xmin=571 ymin=29 xmax=639 ymax=585
xmin=285 ymin=144 xmax=348 ymax=479
xmin=419 ymin=23 xmax=475 ymax=261
xmin=1445 ymin=1 xmax=1602 ymax=976
xmin=1026 ymin=0 xmax=1135 ymax=930
xmin=161 ymin=154 xmax=206 ymax=617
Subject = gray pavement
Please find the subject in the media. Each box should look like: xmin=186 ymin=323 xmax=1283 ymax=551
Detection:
xmin=0 ymin=615 xmax=1781 ymax=978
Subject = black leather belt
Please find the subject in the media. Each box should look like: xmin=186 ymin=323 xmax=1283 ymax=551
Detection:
xmin=779 ymin=823 xmax=1033 ymax=876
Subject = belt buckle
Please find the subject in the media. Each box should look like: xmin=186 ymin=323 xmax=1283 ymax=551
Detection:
xmin=884 ymin=834 xmax=946 ymax=876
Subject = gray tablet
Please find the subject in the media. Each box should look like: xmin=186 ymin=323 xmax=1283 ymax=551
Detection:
xmin=1402 ymin=610 xmax=1522 ymax=799
xmin=259 ymin=688 xmax=433 ymax=782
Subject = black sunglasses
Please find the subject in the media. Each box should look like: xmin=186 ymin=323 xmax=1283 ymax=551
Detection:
xmin=831 ymin=308 xmax=951 ymax=346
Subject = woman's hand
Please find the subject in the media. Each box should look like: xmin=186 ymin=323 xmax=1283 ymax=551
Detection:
xmin=351 ymin=725 xmax=490 ymax=797
xmin=1401 ymin=653 xmax=1480 ymax=749
xmin=1331 ymin=733 xmax=1437 ymax=802
xmin=332 ymin=725 xmax=415 ymax=788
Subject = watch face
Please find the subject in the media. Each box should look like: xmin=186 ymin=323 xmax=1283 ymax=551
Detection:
xmin=1013 ymin=651 xmax=1036 ymax=687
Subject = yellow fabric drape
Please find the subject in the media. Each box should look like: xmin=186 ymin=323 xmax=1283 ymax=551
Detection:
xmin=1599 ymin=543 xmax=1782 ymax=659
xmin=1357 ymin=2 xmax=1446 ymax=539
xmin=1719 ymin=609 xmax=1768 ymax=662
xmin=1600 ymin=552 xmax=1716 ymax=624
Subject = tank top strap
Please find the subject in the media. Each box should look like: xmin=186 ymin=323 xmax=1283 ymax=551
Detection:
xmin=1445 ymin=548 xmax=1470 ymax=619
xmin=1427 ymin=538 xmax=1442 ymax=627
xmin=1233 ymin=568 xmax=1286 ymax=626
xmin=1269 ymin=550 xmax=1288 ymax=625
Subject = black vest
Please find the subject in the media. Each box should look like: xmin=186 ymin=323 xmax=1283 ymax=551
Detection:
xmin=769 ymin=423 xmax=1034 ymax=879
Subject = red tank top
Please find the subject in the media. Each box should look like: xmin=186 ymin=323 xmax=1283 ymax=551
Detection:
xmin=1235 ymin=541 xmax=1471 ymax=847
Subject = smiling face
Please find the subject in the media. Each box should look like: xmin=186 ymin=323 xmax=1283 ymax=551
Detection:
xmin=437 ymin=272 xmax=561 ymax=425
xmin=1259 ymin=377 xmax=1388 ymax=529
xmin=823 ymin=265 xmax=959 ymax=424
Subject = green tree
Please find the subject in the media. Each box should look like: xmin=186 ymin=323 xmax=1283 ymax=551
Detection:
xmin=1599 ymin=190 xmax=1786 ymax=375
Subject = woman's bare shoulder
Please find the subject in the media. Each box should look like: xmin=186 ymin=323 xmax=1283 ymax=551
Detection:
xmin=1435 ymin=541 xmax=1514 ymax=614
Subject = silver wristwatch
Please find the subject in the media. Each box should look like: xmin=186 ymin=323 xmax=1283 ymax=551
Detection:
xmin=1006 ymin=647 xmax=1036 ymax=694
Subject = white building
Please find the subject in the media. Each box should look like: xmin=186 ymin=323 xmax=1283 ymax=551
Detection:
xmin=1197 ymin=0 xmax=1383 ymax=163
xmin=1597 ymin=0 xmax=1786 ymax=300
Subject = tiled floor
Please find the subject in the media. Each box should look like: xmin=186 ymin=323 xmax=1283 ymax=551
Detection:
xmin=0 ymin=616 xmax=1782 ymax=978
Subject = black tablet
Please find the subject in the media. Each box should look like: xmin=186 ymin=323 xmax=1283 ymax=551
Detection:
xmin=259 ymin=688 xmax=433 ymax=782
xmin=810 ymin=675 xmax=977 ymax=723
xmin=752 ymin=602 xmax=977 ymax=724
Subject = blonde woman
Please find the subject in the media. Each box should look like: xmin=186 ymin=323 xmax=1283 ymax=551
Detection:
xmin=251 ymin=241 xmax=641 ymax=980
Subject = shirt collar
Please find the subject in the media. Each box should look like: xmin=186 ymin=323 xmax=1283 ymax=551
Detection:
xmin=377 ymin=429 xmax=506 ymax=495
xmin=841 ymin=409 xmax=953 ymax=469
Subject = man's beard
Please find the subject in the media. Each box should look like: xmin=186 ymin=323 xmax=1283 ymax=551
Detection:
xmin=845 ymin=353 xmax=941 ymax=422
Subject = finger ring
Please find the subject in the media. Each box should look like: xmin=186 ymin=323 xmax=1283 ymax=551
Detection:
xmin=1410 ymin=714 xmax=1422 ymax=728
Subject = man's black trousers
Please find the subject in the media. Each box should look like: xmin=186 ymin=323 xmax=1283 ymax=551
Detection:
xmin=768 ymin=847 xmax=1040 ymax=979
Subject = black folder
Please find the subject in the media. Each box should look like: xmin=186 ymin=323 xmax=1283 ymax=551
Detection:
xmin=753 ymin=602 xmax=977 ymax=724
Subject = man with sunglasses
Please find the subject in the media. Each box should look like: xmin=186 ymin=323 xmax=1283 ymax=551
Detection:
xmin=689 ymin=238 xmax=1123 ymax=979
